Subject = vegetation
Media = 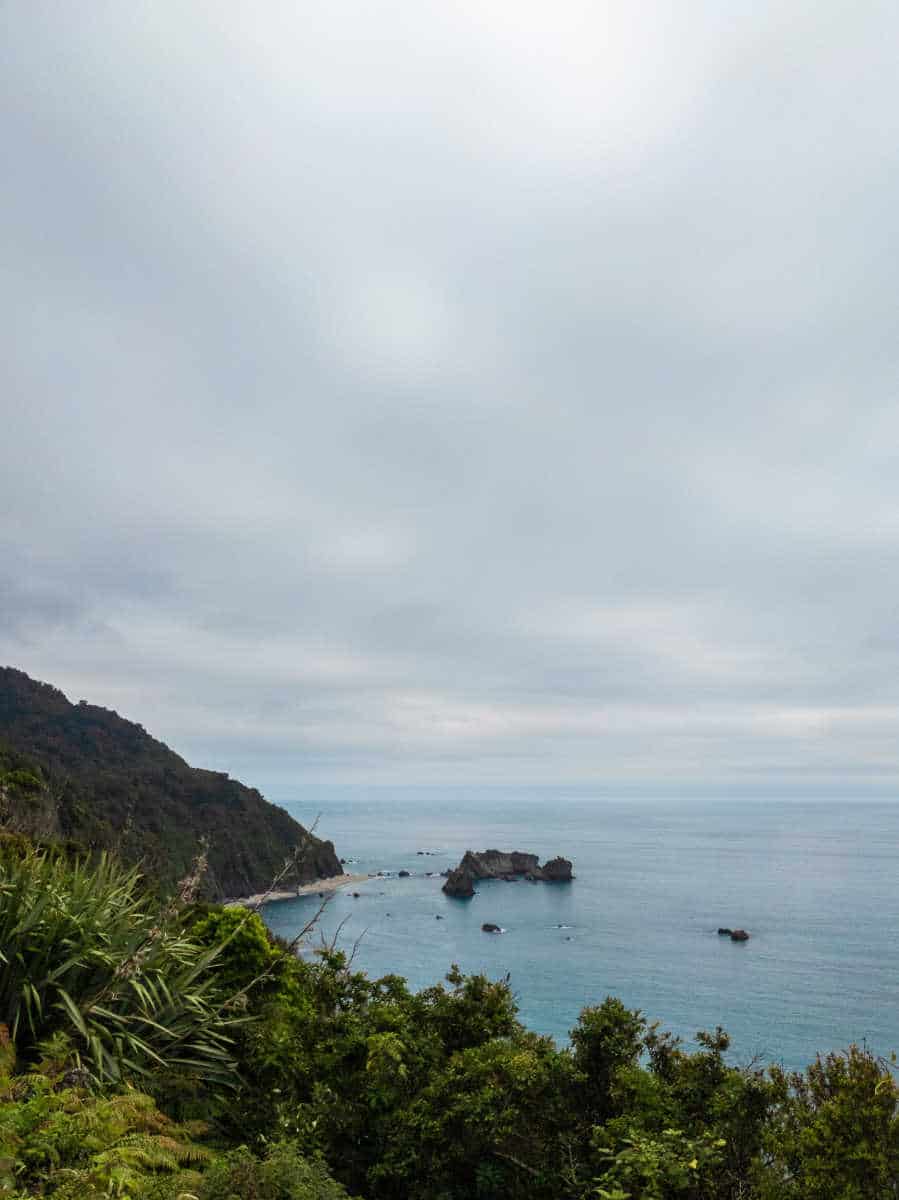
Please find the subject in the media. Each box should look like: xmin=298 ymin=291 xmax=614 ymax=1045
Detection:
xmin=0 ymin=840 xmax=234 ymax=1084
xmin=1 ymin=835 xmax=898 ymax=1199
xmin=2 ymin=669 xmax=896 ymax=1196
xmin=0 ymin=668 xmax=341 ymax=898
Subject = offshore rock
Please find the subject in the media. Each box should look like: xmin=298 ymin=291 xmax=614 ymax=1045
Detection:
xmin=540 ymin=856 xmax=574 ymax=882
xmin=444 ymin=849 xmax=576 ymax=897
xmin=481 ymin=922 xmax=502 ymax=933
xmin=442 ymin=866 xmax=475 ymax=898
xmin=730 ymin=928 xmax=750 ymax=942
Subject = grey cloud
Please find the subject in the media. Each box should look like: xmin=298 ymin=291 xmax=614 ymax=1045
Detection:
xmin=3 ymin=2 xmax=899 ymax=794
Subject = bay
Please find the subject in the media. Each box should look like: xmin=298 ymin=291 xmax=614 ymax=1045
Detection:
xmin=260 ymin=787 xmax=899 ymax=1072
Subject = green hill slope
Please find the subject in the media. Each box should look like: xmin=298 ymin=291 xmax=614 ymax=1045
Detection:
xmin=0 ymin=666 xmax=340 ymax=898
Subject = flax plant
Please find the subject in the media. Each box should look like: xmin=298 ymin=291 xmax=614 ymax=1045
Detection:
xmin=0 ymin=844 xmax=237 ymax=1084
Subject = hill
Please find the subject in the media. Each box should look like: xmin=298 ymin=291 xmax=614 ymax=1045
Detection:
xmin=0 ymin=666 xmax=341 ymax=898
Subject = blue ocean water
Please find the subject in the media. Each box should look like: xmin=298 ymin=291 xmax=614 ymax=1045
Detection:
xmin=261 ymin=788 xmax=899 ymax=1072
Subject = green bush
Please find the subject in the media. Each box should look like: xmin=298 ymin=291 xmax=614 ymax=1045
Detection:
xmin=197 ymin=1142 xmax=355 ymax=1200
xmin=1 ymin=771 xmax=43 ymax=795
xmin=757 ymin=1045 xmax=899 ymax=1199
xmin=0 ymin=847 xmax=236 ymax=1083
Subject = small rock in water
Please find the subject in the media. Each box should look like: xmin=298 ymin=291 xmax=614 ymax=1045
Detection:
xmin=481 ymin=922 xmax=503 ymax=934
xmin=717 ymin=928 xmax=732 ymax=936
xmin=730 ymin=928 xmax=750 ymax=942
xmin=398 ymin=870 xmax=410 ymax=878
xmin=352 ymin=892 xmax=360 ymax=898
xmin=435 ymin=914 xmax=444 ymax=919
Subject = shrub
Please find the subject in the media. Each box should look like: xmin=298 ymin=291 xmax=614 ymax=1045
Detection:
xmin=0 ymin=847 xmax=236 ymax=1083
xmin=197 ymin=1142 xmax=355 ymax=1200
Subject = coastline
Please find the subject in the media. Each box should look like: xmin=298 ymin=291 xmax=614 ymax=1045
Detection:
xmin=228 ymin=872 xmax=371 ymax=908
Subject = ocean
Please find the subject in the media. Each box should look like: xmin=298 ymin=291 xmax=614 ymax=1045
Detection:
xmin=260 ymin=788 xmax=899 ymax=1072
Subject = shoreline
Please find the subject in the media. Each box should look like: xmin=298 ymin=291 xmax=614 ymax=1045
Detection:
xmin=227 ymin=872 xmax=372 ymax=908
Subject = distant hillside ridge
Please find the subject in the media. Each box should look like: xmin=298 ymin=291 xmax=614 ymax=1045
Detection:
xmin=0 ymin=666 xmax=341 ymax=899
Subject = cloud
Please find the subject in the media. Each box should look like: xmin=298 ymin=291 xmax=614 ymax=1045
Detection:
xmin=3 ymin=1 xmax=899 ymax=794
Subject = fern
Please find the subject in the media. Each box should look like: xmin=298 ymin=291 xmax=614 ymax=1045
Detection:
xmin=1 ymin=1070 xmax=211 ymax=1198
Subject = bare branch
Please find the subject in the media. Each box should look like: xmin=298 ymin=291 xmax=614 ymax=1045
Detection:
xmin=345 ymin=925 xmax=369 ymax=970
xmin=248 ymin=815 xmax=322 ymax=913
xmin=491 ymin=1149 xmax=542 ymax=1180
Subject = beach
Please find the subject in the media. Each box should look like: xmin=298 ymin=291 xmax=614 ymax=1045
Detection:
xmin=229 ymin=872 xmax=371 ymax=908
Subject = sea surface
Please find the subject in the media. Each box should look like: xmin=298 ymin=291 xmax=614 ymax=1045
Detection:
xmin=261 ymin=788 xmax=899 ymax=1072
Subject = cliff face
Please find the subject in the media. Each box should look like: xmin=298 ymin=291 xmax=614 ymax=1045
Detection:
xmin=0 ymin=667 xmax=341 ymax=899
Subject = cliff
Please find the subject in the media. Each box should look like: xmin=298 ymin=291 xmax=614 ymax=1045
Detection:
xmin=0 ymin=667 xmax=341 ymax=899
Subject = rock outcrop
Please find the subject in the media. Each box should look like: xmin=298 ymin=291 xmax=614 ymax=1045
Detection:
xmin=442 ymin=865 xmax=475 ymax=898
xmin=540 ymin=856 xmax=574 ymax=881
xmin=441 ymin=849 xmax=572 ymax=896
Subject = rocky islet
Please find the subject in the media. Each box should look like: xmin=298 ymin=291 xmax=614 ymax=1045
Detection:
xmin=442 ymin=849 xmax=573 ymax=898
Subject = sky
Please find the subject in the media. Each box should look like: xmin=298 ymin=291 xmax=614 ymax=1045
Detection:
xmin=3 ymin=2 xmax=899 ymax=797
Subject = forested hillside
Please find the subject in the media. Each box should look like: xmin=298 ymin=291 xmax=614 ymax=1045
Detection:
xmin=0 ymin=667 xmax=339 ymax=898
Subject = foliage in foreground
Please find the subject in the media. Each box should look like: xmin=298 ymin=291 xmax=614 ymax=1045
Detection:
xmin=0 ymin=840 xmax=235 ymax=1084
xmin=2 ymin=839 xmax=899 ymax=1199
xmin=0 ymin=1027 xmax=352 ymax=1199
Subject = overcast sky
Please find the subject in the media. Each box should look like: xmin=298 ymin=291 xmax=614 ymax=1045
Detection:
xmin=3 ymin=2 xmax=899 ymax=797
